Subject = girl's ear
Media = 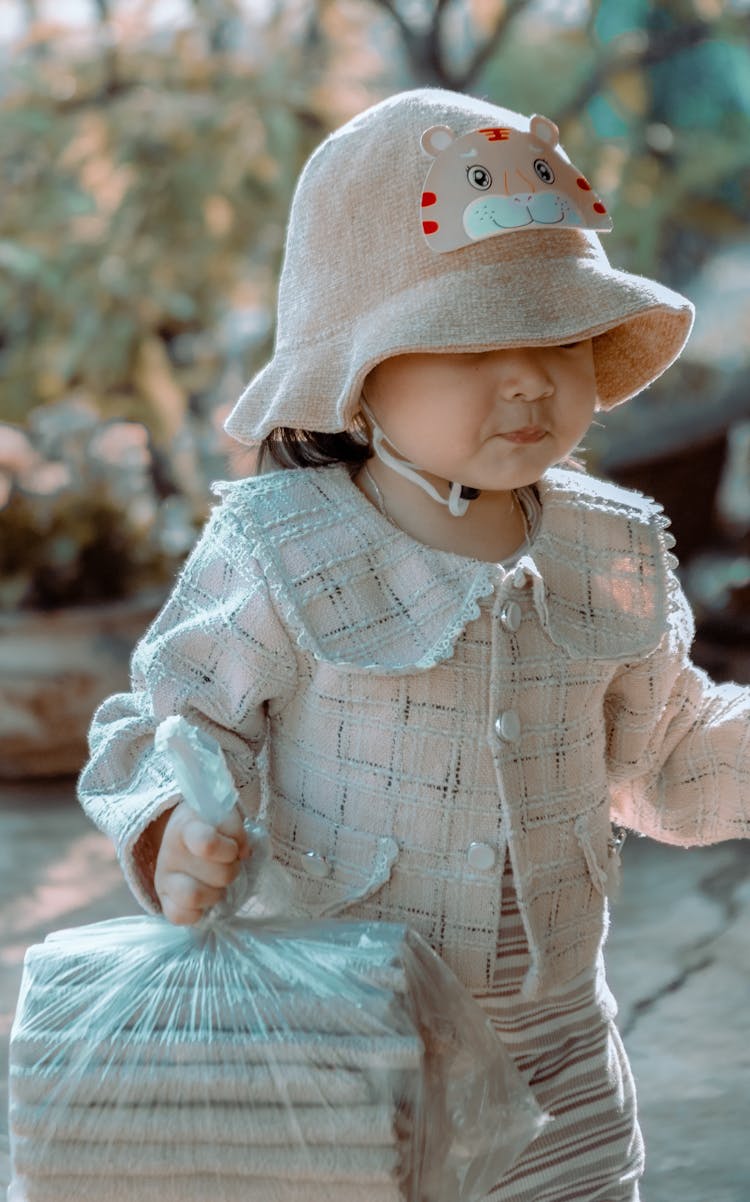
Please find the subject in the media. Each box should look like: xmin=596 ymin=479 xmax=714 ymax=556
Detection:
xmin=529 ymin=114 xmax=560 ymax=150
xmin=227 ymin=439 xmax=260 ymax=476
xmin=421 ymin=125 xmax=457 ymax=157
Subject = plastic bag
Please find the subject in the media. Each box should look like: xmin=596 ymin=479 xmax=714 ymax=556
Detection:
xmin=8 ymin=718 xmax=548 ymax=1202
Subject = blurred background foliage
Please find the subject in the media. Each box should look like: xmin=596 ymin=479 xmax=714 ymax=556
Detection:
xmin=0 ymin=0 xmax=748 ymax=666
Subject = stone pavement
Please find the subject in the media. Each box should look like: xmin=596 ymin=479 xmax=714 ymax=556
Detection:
xmin=1 ymin=777 xmax=749 ymax=1200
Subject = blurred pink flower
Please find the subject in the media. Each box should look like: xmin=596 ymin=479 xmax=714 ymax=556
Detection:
xmin=0 ymin=425 xmax=38 ymax=475
xmin=18 ymin=462 xmax=73 ymax=496
xmin=88 ymin=422 xmax=151 ymax=469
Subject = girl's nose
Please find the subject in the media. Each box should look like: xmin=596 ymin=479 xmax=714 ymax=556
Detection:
xmin=492 ymin=348 xmax=554 ymax=402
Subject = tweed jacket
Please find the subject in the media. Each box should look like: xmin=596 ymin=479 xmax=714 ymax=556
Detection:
xmin=78 ymin=465 xmax=750 ymax=999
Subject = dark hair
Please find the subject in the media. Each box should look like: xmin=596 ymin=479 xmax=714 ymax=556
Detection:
xmin=257 ymin=416 xmax=371 ymax=474
xmin=253 ymin=418 xmax=588 ymax=477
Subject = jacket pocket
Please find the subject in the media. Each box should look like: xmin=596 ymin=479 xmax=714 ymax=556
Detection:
xmin=270 ymin=821 xmax=400 ymax=920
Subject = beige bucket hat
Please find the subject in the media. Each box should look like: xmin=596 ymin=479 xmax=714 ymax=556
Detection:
xmin=225 ymin=88 xmax=694 ymax=444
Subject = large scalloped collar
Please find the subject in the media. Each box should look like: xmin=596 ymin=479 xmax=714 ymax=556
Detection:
xmin=213 ymin=465 xmax=670 ymax=673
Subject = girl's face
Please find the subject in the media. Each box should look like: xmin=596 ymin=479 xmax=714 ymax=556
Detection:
xmin=362 ymin=341 xmax=598 ymax=491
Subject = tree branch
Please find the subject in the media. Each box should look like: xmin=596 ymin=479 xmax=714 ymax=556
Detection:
xmin=452 ymin=0 xmax=534 ymax=91
xmin=555 ymin=18 xmax=717 ymax=124
xmin=370 ymin=0 xmax=417 ymax=52
xmin=368 ymin=0 xmax=531 ymax=89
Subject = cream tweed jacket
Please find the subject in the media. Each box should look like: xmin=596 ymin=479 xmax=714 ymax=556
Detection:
xmin=78 ymin=465 xmax=750 ymax=999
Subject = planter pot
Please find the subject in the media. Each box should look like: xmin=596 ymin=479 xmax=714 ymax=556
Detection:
xmin=0 ymin=589 xmax=166 ymax=780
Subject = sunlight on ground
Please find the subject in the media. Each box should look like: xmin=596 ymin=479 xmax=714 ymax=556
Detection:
xmin=0 ymin=831 xmax=124 ymax=944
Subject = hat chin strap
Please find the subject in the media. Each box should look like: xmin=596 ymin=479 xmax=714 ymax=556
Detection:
xmin=362 ymin=401 xmax=480 ymax=519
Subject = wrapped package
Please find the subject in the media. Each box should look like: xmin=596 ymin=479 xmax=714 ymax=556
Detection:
xmin=7 ymin=719 xmax=548 ymax=1202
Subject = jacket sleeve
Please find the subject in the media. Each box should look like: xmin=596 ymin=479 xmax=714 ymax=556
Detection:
xmin=77 ymin=502 xmax=300 ymax=912
xmin=605 ymin=563 xmax=750 ymax=846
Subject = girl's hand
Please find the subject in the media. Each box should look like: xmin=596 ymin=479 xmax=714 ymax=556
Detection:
xmin=152 ymin=800 xmax=251 ymax=925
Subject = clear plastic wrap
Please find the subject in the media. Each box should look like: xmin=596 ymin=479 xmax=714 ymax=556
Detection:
xmin=8 ymin=719 xmax=548 ymax=1202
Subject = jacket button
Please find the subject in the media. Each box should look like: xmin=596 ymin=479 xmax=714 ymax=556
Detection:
xmin=494 ymin=710 xmax=521 ymax=742
xmin=500 ymin=600 xmax=522 ymax=632
xmin=467 ymin=841 xmax=496 ymax=871
xmin=302 ymin=850 xmax=331 ymax=878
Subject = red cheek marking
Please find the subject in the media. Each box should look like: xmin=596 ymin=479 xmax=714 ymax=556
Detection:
xmin=593 ymin=202 xmax=607 ymax=214
xmin=421 ymin=191 xmax=437 ymax=207
xmin=576 ymin=176 xmax=592 ymax=191
xmin=423 ymin=220 xmax=439 ymax=234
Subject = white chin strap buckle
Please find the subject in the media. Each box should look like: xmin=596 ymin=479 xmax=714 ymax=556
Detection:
xmin=363 ymin=401 xmax=480 ymax=518
xmin=448 ymin=481 xmax=480 ymax=517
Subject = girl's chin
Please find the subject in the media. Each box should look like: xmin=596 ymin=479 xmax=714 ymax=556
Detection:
xmin=423 ymin=448 xmax=562 ymax=492
xmin=477 ymin=449 xmax=563 ymax=488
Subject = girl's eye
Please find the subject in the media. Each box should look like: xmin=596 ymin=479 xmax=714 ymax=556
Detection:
xmin=533 ymin=158 xmax=555 ymax=184
xmin=467 ymin=164 xmax=492 ymax=190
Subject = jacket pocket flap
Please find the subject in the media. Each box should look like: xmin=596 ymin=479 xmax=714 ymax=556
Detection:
xmin=271 ymin=822 xmax=399 ymax=919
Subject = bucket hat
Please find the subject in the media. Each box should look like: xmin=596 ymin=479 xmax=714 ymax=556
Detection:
xmin=225 ymin=88 xmax=694 ymax=444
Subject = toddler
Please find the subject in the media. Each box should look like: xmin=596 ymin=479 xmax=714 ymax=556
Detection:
xmin=79 ymin=89 xmax=750 ymax=1200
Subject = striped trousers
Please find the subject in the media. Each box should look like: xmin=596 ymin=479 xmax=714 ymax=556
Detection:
xmin=474 ymin=856 xmax=644 ymax=1201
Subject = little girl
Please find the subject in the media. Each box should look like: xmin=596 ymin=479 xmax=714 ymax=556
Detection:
xmin=79 ymin=89 xmax=750 ymax=1200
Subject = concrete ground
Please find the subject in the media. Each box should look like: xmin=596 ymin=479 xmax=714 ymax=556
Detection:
xmin=1 ymin=777 xmax=749 ymax=1200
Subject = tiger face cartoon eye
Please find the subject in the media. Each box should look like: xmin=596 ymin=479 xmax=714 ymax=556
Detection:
xmin=533 ymin=158 xmax=555 ymax=184
xmin=467 ymin=164 xmax=492 ymax=190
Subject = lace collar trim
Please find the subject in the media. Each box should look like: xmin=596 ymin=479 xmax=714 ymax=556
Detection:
xmin=213 ymin=465 xmax=671 ymax=672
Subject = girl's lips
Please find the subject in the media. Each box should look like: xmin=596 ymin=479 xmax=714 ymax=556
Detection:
xmin=500 ymin=426 xmax=546 ymax=444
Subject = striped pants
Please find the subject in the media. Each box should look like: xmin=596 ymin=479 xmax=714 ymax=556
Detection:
xmin=474 ymin=857 xmax=644 ymax=1202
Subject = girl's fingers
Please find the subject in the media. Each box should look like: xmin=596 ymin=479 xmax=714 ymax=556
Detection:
xmin=160 ymin=871 xmax=224 ymax=918
xmin=183 ymin=852 xmax=242 ymax=890
xmin=156 ymin=858 xmax=240 ymax=923
xmin=216 ymin=806 xmax=251 ymax=858
xmin=160 ymin=897 xmax=205 ymax=927
xmin=154 ymin=803 xmax=252 ymax=923
xmin=182 ymin=816 xmax=244 ymax=863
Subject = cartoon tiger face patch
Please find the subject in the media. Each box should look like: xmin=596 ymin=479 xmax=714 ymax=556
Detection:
xmin=420 ymin=116 xmax=612 ymax=253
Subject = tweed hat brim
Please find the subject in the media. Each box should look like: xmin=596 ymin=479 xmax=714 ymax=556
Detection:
xmin=225 ymin=90 xmax=694 ymax=444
